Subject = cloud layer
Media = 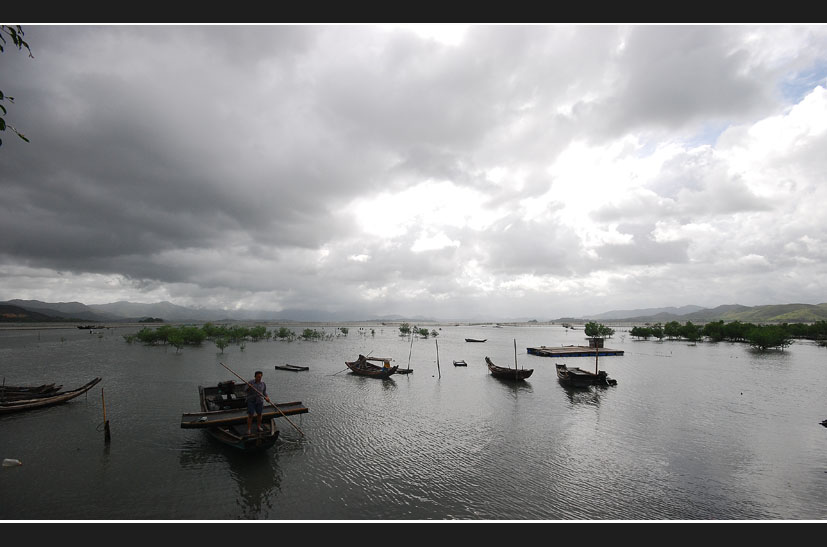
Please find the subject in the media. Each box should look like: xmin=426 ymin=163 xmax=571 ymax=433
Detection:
xmin=2 ymin=24 xmax=826 ymax=320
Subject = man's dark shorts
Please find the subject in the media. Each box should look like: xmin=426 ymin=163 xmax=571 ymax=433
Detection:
xmin=247 ymin=398 xmax=264 ymax=415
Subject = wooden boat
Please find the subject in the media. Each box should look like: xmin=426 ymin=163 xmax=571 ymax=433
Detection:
xmin=180 ymin=380 xmax=308 ymax=451
xmin=555 ymin=363 xmax=617 ymax=387
xmin=465 ymin=338 xmax=486 ymax=343
xmin=485 ymin=357 xmax=533 ymax=380
xmin=274 ymin=364 xmax=309 ymax=372
xmin=345 ymin=355 xmax=398 ymax=378
xmin=0 ymin=378 xmax=102 ymax=414
xmin=1 ymin=388 xmax=65 ymax=402
xmin=453 ymin=360 xmax=467 ymax=367
xmin=0 ymin=383 xmax=62 ymax=401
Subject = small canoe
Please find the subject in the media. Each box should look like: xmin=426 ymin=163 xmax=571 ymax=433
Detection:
xmin=465 ymin=338 xmax=487 ymax=343
xmin=0 ymin=382 xmax=61 ymax=394
xmin=275 ymin=364 xmax=309 ymax=372
xmin=0 ymin=378 xmax=102 ymax=414
xmin=1 ymin=383 xmax=63 ymax=401
xmin=485 ymin=357 xmax=533 ymax=380
xmin=453 ymin=360 xmax=468 ymax=367
xmin=345 ymin=355 xmax=398 ymax=378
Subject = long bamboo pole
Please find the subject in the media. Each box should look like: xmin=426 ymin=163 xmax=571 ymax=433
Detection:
xmin=219 ymin=361 xmax=306 ymax=438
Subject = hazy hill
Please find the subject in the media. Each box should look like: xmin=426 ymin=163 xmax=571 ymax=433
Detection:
xmin=587 ymin=305 xmax=706 ymax=320
xmin=1 ymin=299 xmax=117 ymax=322
xmin=575 ymin=303 xmax=827 ymax=324
xmin=0 ymin=304 xmax=66 ymax=322
xmin=3 ymin=299 xmax=826 ymax=324
xmin=0 ymin=299 xmax=437 ymax=324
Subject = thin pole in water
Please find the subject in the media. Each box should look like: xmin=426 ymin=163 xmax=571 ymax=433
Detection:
xmin=435 ymin=339 xmax=441 ymax=379
xmin=407 ymin=334 xmax=414 ymax=371
xmin=101 ymin=388 xmax=111 ymax=444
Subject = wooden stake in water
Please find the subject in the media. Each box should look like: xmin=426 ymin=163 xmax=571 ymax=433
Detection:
xmin=101 ymin=388 xmax=111 ymax=444
xmin=407 ymin=334 xmax=414 ymax=371
xmin=435 ymin=339 xmax=441 ymax=379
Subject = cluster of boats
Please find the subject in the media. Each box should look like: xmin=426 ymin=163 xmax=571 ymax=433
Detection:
xmin=4 ymin=345 xmax=617 ymax=455
xmin=0 ymin=378 xmax=102 ymax=414
xmin=344 ymin=350 xmax=617 ymax=388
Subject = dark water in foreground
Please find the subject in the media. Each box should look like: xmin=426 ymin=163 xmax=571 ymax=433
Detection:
xmin=1 ymin=323 xmax=826 ymax=521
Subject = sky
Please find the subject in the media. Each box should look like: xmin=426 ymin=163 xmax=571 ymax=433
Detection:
xmin=1 ymin=24 xmax=827 ymax=321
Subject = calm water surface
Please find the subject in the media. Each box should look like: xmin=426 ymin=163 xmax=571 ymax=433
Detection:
xmin=1 ymin=323 xmax=826 ymax=521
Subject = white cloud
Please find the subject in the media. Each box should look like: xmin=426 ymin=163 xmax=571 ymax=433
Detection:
xmin=2 ymin=24 xmax=827 ymax=320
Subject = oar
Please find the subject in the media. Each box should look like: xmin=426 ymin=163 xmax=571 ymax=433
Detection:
xmin=219 ymin=361 xmax=306 ymax=438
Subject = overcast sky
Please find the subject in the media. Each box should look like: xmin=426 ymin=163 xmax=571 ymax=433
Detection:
xmin=1 ymin=24 xmax=826 ymax=320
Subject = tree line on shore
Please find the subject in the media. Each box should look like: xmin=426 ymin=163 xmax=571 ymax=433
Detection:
xmin=122 ymin=322 xmax=359 ymax=353
xmin=624 ymin=320 xmax=827 ymax=350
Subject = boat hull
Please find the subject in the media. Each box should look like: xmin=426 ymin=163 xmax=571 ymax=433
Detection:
xmin=206 ymin=418 xmax=279 ymax=451
xmin=345 ymin=355 xmax=398 ymax=378
xmin=185 ymin=382 xmax=307 ymax=452
xmin=555 ymin=363 xmax=617 ymax=387
xmin=485 ymin=357 xmax=533 ymax=380
xmin=0 ymin=378 xmax=102 ymax=414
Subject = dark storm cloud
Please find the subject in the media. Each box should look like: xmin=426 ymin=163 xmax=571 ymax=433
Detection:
xmin=1 ymin=24 xmax=826 ymax=317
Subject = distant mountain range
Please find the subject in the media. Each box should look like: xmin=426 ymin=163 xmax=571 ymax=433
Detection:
xmin=565 ymin=303 xmax=827 ymax=324
xmin=0 ymin=299 xmax=435 ymax=324
xmin=1 ymin=299 xmax=826 ymax=324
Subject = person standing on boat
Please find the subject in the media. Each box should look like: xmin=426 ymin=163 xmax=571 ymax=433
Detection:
xmin=245 ymin=370 xmax=270 ymax=435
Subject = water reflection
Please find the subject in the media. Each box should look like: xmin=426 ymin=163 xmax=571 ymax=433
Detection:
xmin=226 ymin=448 xmax=282 ymax=519
xmin=557 ymin=381 xmax=607 ymax=406
xmin=489 ymin=376 xmax=534 ymax=397
xmin=178 ymin=435 xmax=282 ymax=519
xmin=345 ymin=374 xmax=398 ymax=389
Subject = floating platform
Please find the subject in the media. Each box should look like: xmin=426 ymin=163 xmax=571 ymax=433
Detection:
xmin=527 ymin=345 xmax=624 ymax=358
xmin=275 ymin=364 xmax=309 ymax=372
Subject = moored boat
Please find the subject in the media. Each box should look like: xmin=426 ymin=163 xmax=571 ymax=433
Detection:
xmin=0 ymin=383 xmax=62 ymax=401
xmin=485 ymin=356 xmax=533 ymax=380
xmin=274 ymin=364 xmax=309 ymax=372
xmin=555 ymin=363 xmax=617 ymax=387
xmin=0 ymin=378 xmax=102 ymax=414
xmin=465 ymin=338 xmax=486 ymax=343
xmin=453 ymin=360 xmax=467 ymax=367
xmin=345 ymin=355 xmax=398 ymax=378
xmin=180 ymin=380 xmax=309 ymax=451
